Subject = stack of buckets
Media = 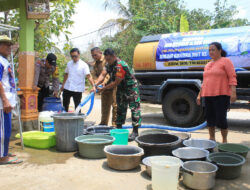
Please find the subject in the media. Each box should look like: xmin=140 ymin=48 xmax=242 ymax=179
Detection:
xmin=110 ymin=129 xmax=129 ymax=145
xmin=38 ymin=111 xmax=56 ymax=132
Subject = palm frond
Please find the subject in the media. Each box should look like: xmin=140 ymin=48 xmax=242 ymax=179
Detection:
xmin=103 ymin=0 xmax=131 ymax=18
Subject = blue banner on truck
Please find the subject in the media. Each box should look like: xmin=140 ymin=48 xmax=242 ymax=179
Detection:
xmin=156 ymin=26 xmax=250 ymax=70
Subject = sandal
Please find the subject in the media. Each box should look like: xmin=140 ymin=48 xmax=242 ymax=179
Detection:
xmin=0 ymin=157 xmax=23 ymax=165
xmin=8 ymin=153 xmax=17 ymax=157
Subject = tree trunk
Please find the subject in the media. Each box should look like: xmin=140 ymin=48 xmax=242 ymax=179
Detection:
xmin=4 ymin=11 xmax=9 ymax=24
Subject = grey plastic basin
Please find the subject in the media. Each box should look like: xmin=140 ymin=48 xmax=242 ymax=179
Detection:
xmin=75 ymin=135 xmax=115 ymax=159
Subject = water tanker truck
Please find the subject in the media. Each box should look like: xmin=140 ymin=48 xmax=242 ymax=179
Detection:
xmin=133 ymin=26 xmax=250 ymax=127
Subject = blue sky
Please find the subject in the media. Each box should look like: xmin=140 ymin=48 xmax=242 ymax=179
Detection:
xmin=57 ymin=0 xmax=250 ymax=50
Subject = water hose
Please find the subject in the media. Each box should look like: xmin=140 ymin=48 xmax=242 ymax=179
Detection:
xmin=122 ymin=122 xmax=207 ymax=132
xmin=120 ymin=67 xmax=245 ymax=131
xmin=235 ymin=68 xmax=247 ymax=72
xmin=75 ymin=85 xmax=103 ymax=115
xmin=75 ymin=67 xmax=248 ymax=130
xmin=75 ymin=92 xmax=95 ymax=116
xmin=86 ymin=92 xmax=95 ymax=116
xmin=76 ymin=86 xmax=207 ymax=132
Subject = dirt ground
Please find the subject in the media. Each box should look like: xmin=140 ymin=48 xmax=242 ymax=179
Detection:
xmin=0 ymin=95 xmax=249 ymax=190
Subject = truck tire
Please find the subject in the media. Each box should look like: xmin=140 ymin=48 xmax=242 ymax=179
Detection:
xmin=193 ymin=108 xmax=206 ymax=126
xmin=162 ymin=88 xmax=203 ymax=127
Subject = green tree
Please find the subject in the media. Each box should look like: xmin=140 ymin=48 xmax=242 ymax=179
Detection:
xmin=186 ymin=9 xmax=212 ymax=30
xmin=35 ymin=0 xmax=79 ymax=56
xmin=212 ymin=0 xmax=249 ymax=28
xmin=56 ymin=53 xmax=70 ymax=83
xmin=0 ymin=1 xmax=79 ymax=82
xmin=101 ymin=0 xmax=185 ymax=65
xmin=100 ymin=0 xmax=249 ymax=67
xmin=102 ymin=0 xmax=132 ymax=32
xmin=0 ymin=0 xmax=79 ymax=57
xmin=180 ymin=14 xmax=189 ymax=32
xmin=187 ymin=0 xmax=249 ymax=30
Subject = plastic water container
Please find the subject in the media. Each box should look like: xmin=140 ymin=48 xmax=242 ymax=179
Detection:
xmin=151 ymin=156 xmax=183 ymax=190
xmin=42 ymin=97 xmax=64 ymax=112
xmin=38 ymin=111 xmax=55 ymax=132
xmin=42 ymin=122 xmax=54 ymax=132
xmin=110 ymin=129 xmax=129 ymax=145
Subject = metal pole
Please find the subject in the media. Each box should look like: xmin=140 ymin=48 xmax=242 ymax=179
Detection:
xmin=9 ymin=31 xmax=24 ymax=150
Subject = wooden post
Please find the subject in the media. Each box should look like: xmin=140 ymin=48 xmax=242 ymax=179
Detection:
xmin=18 ymin=0 xmax=39 ymax=125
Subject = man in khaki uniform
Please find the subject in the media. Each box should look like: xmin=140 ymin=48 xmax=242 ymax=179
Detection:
xmin=91 ymin=47 xmax=117 ymax=126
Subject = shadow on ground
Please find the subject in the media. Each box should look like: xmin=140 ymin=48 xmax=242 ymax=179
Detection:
xmin=8 ymin=140 xmax=74 ymax=165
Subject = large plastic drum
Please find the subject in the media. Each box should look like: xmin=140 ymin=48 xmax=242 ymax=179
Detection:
xmin=52 ymin=113 xmax=85 ymax=152
xmin=42 ymin=97 xmax=64 ymax=112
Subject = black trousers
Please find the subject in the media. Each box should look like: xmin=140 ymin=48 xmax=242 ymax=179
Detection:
xmin=38 ymin=86 xmax=50 ymax=112
xmin=204 ymin=95 xmax=230 ymax=129
xmin=62 ymin=89 xmax=82 ymax=112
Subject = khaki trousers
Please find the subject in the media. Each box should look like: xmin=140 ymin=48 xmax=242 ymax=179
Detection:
xmin=100 ymin=87 xmax=117 ymax=126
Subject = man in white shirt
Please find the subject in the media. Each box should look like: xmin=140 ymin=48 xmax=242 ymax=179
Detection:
xmin=61 ymin=48 xmax=96 ymax=112
xmin=0 ymin=36 xmax=22 ymax=164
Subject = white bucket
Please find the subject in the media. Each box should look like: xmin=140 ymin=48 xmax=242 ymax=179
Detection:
xmin=38 ymin=111 xmax=55 ymax=131
xmin=151 ymin=156 xmax=183 ymax=190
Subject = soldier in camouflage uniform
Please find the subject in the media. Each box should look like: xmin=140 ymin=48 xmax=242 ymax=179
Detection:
xmin=93 ymin=48 xmax=141 ymax=141
xmin=33 ymin=53 xmax=59 ymax=111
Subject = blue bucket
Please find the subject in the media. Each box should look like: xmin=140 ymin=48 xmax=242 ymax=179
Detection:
xmin=42 ymin=97 xmax=64 ymax=112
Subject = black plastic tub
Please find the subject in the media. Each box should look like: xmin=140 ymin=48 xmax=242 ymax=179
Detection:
xmin=135 ymin=133 xmax=181 ymax=158
xmin=207 ymin=152 xmax=246 ymax=179
xmin=85 ymin=126 xmax=114 ymax=136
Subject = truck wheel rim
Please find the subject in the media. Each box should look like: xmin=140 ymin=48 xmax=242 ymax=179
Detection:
xmin=172 ymin=99 xmax=190 ymax=116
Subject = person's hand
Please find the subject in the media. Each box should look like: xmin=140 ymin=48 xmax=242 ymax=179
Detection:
xmin=90 ymin=86 xmax=96 ymax=94
xmin=196 ymin=96 xmax=201 ymax=105
xmin=230 ymin=93 xmax=237 ymax=103
xmin=32 ymin=85 xmax=37 ymax=91
xmin=97 ymin=86 xmax=104 ymax=93
xmin=53 ymin=91 xmax=58 ymax=97
xmin=3 ymin=99 xmax=12 ymax=113
xmin=60 ymin=85 xmax=64 ymax=92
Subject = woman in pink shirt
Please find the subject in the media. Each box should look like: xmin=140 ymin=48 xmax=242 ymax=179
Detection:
xmin=197 ymin=42 xmax=237 ymax=143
